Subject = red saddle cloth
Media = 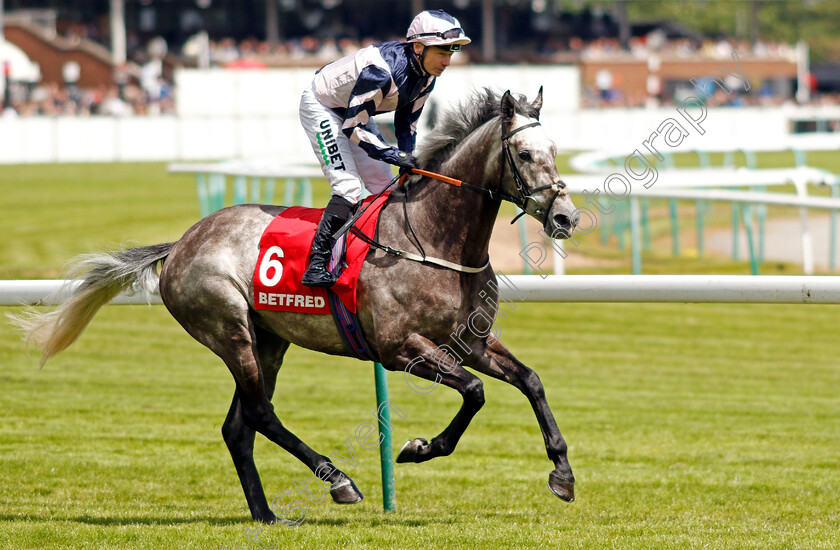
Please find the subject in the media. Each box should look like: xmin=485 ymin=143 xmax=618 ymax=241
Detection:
xmin=253 ymin=192 xmax=390 ymax=314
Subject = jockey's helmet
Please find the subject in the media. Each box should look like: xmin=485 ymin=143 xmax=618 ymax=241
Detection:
xmin=406 ymin=10 xmax=471 ymax=52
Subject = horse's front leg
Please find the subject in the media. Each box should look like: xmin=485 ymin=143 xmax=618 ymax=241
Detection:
xmin=385 ymin=333 xmax=485 ymax=463
xmin=468 ymin=338 xmax=575 ymax=502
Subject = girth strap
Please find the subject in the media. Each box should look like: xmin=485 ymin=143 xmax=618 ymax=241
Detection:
xmin=327 ymin=289 xmax=379 ymax=362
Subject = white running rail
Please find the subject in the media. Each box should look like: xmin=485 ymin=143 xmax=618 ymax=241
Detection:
xmin=2 ymin=275 xmax=840 ymax=306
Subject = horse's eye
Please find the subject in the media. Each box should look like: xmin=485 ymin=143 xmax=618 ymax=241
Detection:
xmin=518 ymin=150 xmax=532 ymax=162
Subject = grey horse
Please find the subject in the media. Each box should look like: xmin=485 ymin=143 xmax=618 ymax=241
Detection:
xmin=12 ymin=88 xmax=579 ymax=523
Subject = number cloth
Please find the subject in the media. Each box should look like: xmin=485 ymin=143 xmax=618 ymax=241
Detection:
xmin=253 ymin=192 xmax=391 ymax=314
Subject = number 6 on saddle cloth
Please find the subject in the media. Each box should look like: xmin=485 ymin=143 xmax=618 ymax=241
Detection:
xmin=253 ymin=192 xmax=392 ymax=361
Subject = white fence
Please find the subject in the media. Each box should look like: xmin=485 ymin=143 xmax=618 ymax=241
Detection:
xmin=173 ymin=65 xmax=582 ymax=117
xmin=0 ymin=115 xmax=303 ymax=163
xmin=2 ymin=107 xmax=839 ymax=165
xmin=3 ymin=275 xmax=840 ymax=306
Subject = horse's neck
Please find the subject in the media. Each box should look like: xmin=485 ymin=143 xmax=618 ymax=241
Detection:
xmin=405 ymin=123 xmax=501 ymax=267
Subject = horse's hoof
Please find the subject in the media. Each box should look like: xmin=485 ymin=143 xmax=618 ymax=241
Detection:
xmin=254 ymin=512 xmax=278 ymax=524
xmin=396 ymin=438 xmax=428 ymax=463
xmin=548 ymin=470 xmax=575 ymax=502
xmin=330 ymin=475 xmax=364 ymax=504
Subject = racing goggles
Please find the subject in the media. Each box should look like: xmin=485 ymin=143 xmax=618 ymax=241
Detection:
xmin=408 ymin=28 xmax=465 ymax=50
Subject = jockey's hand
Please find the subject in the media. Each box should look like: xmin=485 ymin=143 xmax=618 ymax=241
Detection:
xmin=393 ymin=151 xmax=419 ymax=176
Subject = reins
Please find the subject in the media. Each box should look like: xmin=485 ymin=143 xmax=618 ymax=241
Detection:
xmin=334 ymin=118 xmax=563 ymax=275
xmin=332 ymin=174 xmax=491 ymax=274
xmin=407 ymin=168 xmax=521 ymax=205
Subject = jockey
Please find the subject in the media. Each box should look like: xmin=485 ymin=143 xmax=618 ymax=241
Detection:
xmin=299 ymin=9 xmax=471 ymax=287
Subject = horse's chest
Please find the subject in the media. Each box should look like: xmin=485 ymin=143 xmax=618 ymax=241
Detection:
xmin=360 ymin=264 xmax=493 ymax=344
xmin=397 ymin=285 xmax=486 ymax=335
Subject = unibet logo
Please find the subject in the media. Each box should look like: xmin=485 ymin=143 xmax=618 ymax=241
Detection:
xmin=317 ymin=120 xmax=346 ymax=171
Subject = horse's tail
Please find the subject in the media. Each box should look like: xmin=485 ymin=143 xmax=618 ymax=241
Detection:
xmin=8 ymin=242 xmax=175 ymax=367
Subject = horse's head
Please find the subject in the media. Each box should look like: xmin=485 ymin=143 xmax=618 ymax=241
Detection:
xmin=497 ymin=88 xmax=579 ymax=239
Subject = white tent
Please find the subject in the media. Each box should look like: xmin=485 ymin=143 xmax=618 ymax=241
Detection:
xmin=0 ymin=38 xmax=41 ymax=98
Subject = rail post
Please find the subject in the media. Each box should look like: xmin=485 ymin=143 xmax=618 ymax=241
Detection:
xmin=373 ymin=362 xmax=396 ymax=512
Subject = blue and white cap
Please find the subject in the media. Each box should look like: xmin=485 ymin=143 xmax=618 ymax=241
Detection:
xmin=406 ymin=10 xmax=471 ymax=52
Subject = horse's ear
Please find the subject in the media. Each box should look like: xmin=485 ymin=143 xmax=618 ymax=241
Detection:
xmin=531 ymin=86 xmax=543 ymax=118
xmin=501 ymin=90 xmax=516 ymax=123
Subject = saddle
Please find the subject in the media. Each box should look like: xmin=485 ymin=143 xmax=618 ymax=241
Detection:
xmin=253 ymin=191 xmax=391 ymax=316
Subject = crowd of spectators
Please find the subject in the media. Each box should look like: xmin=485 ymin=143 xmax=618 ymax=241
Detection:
xmin=201 ymin=35 xmax=382 ymax=67
xmin=194 ymin=33 xmax=799 ymax=67
xmin=2 ymin=80 xmax=175 ymax=118
xmin=544 ymin=35 xmax=799 ymax=62
xmin=579 ymin=84 xmax=840 ymax=109
xmin=2 ymin=29 xmax=837 ymax=118
xmin=193 ymin=33 xmax=830 ymax=111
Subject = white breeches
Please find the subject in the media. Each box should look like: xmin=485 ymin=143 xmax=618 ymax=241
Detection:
xmin=299 ymin=85 xmax=394 ymax=204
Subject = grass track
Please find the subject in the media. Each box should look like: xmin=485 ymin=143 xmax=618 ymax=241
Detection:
xmin=0 ymin=163 xmax=201 ymax=278
xmin=1 ymin=161 xmax=839 ymax=548
xmin=2 ymin=302 xmax=839 ymax=549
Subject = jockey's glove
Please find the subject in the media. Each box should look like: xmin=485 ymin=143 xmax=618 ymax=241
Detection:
xmin=392 ymin=151 xmax=419 ymax=175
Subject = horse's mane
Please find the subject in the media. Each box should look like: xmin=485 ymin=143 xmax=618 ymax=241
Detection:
xmin=417 ymin=87 xmax=539 ymax=169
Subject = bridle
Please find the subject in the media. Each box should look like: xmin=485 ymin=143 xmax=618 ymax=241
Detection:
xmin=408 ymin=118 xmax=569 ymax=228
xmin=498 ymin=120 xmax=567 ymax=227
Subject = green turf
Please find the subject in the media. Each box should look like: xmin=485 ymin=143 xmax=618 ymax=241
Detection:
xmin=0 ymin=163 xmax=199 ymax=279
xmin=0 ymin=163 xmax=335 ymax=279
xmin=1 ymin=161 xmax=839 ymax=548
xmin=2 ymin=157 xmax=833 ymax=278
xmin=2 ymin=302 xmax=839 ymax=549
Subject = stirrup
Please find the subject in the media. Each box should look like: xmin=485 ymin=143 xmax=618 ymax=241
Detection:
xmin=302 ymin=266 xmax=337 ymax=287
xmin=302 ymin=252 xmax=336 ymax=287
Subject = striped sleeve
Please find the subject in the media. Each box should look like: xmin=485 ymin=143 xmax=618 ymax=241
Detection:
xmin=394 ymin=77 xmax=435 ymax=153
xmin=341 ymin=65 xmax=399 ymax=162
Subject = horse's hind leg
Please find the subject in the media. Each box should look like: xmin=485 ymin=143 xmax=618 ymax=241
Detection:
xmin=214 ymin=317 xmax=364 ymax=512
xmin=221 ymin=328 xmax=289 ymax=523
xmin=165 ymin=284 xmax=363 ymax=520
xmin=388 ymin=334 xmax=486 ymax=463
xmin=223 ymin=390 xmax=274 ymax=522
xmin=468 ymin=338 xmax=575 ymax=502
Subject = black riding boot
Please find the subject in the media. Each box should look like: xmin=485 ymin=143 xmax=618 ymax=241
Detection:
xmin=301 ymin=195 xmax=355 ymax=287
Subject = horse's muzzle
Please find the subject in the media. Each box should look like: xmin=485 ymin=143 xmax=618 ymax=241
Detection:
xmin=547 ymin=209 xmax=579 ymax=239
